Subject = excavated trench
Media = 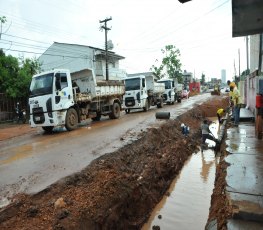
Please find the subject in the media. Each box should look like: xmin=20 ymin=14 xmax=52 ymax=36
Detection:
xmin=0 ymin=97 xmax=229 ymax=230
xmin=142 ymin=121 xmax=219 ymax=229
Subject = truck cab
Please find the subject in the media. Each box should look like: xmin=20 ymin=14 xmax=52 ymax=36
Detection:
xmin=123 ymin=75 xmax=165 ymax=113
xmin=29 ymin=69 xmax=74 ymax=132
xmin=123 ymin=75 xmax=149 ymax=113
xmin=157 ymin=79 xmax=181 ymax=104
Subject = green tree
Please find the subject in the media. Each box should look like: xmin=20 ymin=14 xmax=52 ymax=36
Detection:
xmin=150 ymin=59 xmax=164 ymax=80
xmin=150 ymin=45 xmax=182 ymax=82
xmin=0 ymin=49 xmax=41 ymax=98
xmin=0 ymin=49 xmax=20 ymax=97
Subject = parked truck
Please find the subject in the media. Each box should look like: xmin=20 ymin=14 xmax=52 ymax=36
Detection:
xmin=28 ymin=69 xmax=125 ymax=132
xmin=157 ymin=78 xmax=182 ymax=104
xmin=123 ymin=75 xmax=165 ymax=113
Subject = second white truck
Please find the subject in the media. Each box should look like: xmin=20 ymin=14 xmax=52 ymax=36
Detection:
xmin=123 ymin=75 xmax=165 ymax=113
xmin=157 ymin=78 xmax=182 ymax=104
xmin=28 ymin=68 xmax=125 ymax=132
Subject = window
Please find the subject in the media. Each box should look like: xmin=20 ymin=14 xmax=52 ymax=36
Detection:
xmin=60 ymin=73 xmax=68 ymax=89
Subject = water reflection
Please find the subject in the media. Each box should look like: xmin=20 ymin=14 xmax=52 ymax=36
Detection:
xmin=142 ymin=150 xmax=216 ymax=230
xmin=200 ymin=151 xmax=214 ymax=183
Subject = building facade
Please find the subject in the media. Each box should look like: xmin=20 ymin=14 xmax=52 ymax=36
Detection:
xmin=221 ymin=69 xmax=226 ymax=84
xmin=38 ymin=42 xmax=127 ymax=80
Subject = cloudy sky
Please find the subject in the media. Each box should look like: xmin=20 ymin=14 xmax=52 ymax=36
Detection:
xmin=0 ymin=0 xmax=247 ymax=81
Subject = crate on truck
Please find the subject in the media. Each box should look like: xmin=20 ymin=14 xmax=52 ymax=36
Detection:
xmin=28 ymin=69 xmax=125 ymax=132
xmin=123 ymin=75 xmax=165 ymax=113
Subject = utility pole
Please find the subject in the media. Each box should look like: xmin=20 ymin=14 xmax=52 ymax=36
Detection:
xmin=0 ymin=16 xmax=7 ymax=40
xmin=246 ymin=36 xmax=249 ymax=74
xmin=99 ymin=17 xmax=112 ymax=81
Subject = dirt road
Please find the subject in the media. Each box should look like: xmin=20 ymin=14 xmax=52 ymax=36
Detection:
xmin=0 ymin=94 xmax=229 ymax=229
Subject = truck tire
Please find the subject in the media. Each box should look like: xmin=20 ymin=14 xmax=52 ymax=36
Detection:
xmin=91 ymin=113 xmax=101 ymax=121
xmin=65 ymin=108 xmax=78 ymax=131
xmin=177 ymin=98 xmax=181 ymax=103
xmin=143 ymin=100 xmax=149 ymax=112
xmin=125 ymin=109 xmax=130 ymax=114
xmin=109 ymin=102 xmax=120 ymax=119
xmin=42 ymin=126 xmax=54 ymax=133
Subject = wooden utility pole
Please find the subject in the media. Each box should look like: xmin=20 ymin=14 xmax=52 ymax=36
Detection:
xmin=99 ymin=17 xmax=112 ymax=81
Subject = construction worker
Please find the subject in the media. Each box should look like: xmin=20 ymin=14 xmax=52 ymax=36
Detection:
xmin=230 ymin=85 xmax=242 ymax=126
xmin=216 ymin=108 xmax=226 ymax=124
xmin=227 ymin=80 xmax=236 ymax=118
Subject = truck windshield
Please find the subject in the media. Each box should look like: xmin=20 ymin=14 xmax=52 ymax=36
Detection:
xmin=29 ymin=73 xmax=54 ymax=97
xmin=159 ymin=81 xmax=171 ymax=89
xmin=125 ymin=78 xmax=141 ymax=91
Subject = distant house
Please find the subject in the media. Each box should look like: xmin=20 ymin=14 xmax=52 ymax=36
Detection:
xmin=38 ymin=42 xmax=127 ymax=80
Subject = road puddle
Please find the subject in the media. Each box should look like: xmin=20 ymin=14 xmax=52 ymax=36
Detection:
xmin=142 ymin=120 xmax=219 ymax=230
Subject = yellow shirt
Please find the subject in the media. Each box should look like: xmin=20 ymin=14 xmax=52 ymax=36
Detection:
xmin=229 ymin=82 xmax=236 ymax=102
xmin=232 ymin=88 xmax=241 ymax=105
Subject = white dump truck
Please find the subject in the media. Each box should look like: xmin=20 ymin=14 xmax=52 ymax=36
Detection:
xmin=123 ymin=75 xmax=165 ymax=113
xmin=28 ymin=69 xmax=125 ymax=132
xmin=157 ymin=78 xmax=182 ymax=104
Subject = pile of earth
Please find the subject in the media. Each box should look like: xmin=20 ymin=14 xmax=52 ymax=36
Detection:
xmin=0 ymin=96 xmax=230 ymax=230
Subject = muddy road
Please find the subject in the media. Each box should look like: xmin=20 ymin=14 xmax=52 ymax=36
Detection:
xmin=0 ymin=94 xmax=211 ymax=204
xmin=0 ymin=94 xmax=230 ymax=229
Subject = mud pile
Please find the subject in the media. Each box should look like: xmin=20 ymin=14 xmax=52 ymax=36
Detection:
xmin=0 ymin=96 xmax=229 ymax=230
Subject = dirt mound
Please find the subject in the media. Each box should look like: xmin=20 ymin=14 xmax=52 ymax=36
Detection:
xmin=0 ymin=96 xmax=229 ymax=230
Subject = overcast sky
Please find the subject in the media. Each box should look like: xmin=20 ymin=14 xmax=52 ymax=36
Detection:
xmin=0 ymin=0 xmax=247 ymax=81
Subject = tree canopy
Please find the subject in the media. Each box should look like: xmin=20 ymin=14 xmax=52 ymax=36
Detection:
xmin=0 ymin=49 xmax=41 ymax=98
xmin=150 ymin=45 xmax=182 ymax=82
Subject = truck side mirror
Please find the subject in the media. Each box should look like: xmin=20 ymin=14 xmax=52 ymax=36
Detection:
xmin=55 ymin=73 xmax=61 ymax=91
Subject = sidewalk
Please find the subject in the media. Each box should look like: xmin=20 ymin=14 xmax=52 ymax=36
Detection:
xmin=225 ymin=108 xmax=263 ymax=229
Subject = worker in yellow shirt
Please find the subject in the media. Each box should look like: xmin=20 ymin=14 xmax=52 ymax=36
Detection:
xmin=230 ymin=85 xmax=242 ymax=126
xmin=217 ymin=108 xmax=226 ymax=124
xmin=227 ymin=80 xmax=236 ymax=118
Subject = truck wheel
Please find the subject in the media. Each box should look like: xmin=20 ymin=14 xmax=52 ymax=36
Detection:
xmin=65 ymin=108 xmax=78 ymax=131
xmin=91 ymin=113 xmax=101 ymax=121
xmin=143 ymin=100 xmax=149 ymax=112
xmin=125 ymin=109 xmax=130 ymax=114
xmin=109 ymin=102 xmax=120 ymax=119
xmin=42 ymin=126 xmax=54 ymax=133
xmin=177 ymin=98 xmax=181 ymax=103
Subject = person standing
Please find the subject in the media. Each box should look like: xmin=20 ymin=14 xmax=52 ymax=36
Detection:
xmin=227 ymin=80 xmax=236 ymax=118
xmin=230 ymin=85 xmax=242 ymax=126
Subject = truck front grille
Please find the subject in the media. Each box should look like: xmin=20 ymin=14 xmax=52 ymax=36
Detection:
xmin=125 ymin=97 xmax=135 ymax=107
xmin=32 ymin=107 xmax=45 ymax=124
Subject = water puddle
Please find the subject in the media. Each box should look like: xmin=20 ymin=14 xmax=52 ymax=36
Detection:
xmin=142 ymin=119 xmax=219 ymax=230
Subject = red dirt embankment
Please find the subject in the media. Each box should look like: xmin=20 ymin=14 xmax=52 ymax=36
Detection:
xmin=0 ymin=96 xmax=230 ymax=230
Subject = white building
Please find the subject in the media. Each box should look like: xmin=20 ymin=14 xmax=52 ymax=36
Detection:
xmin=221 ymin=69 xmax=226 ymax=84
xmin=38 ymin=42 xmax=127 ymax=80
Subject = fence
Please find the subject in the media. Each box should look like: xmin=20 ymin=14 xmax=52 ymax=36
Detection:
xmin=0 ymin=93 xmax=27 ymax=123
